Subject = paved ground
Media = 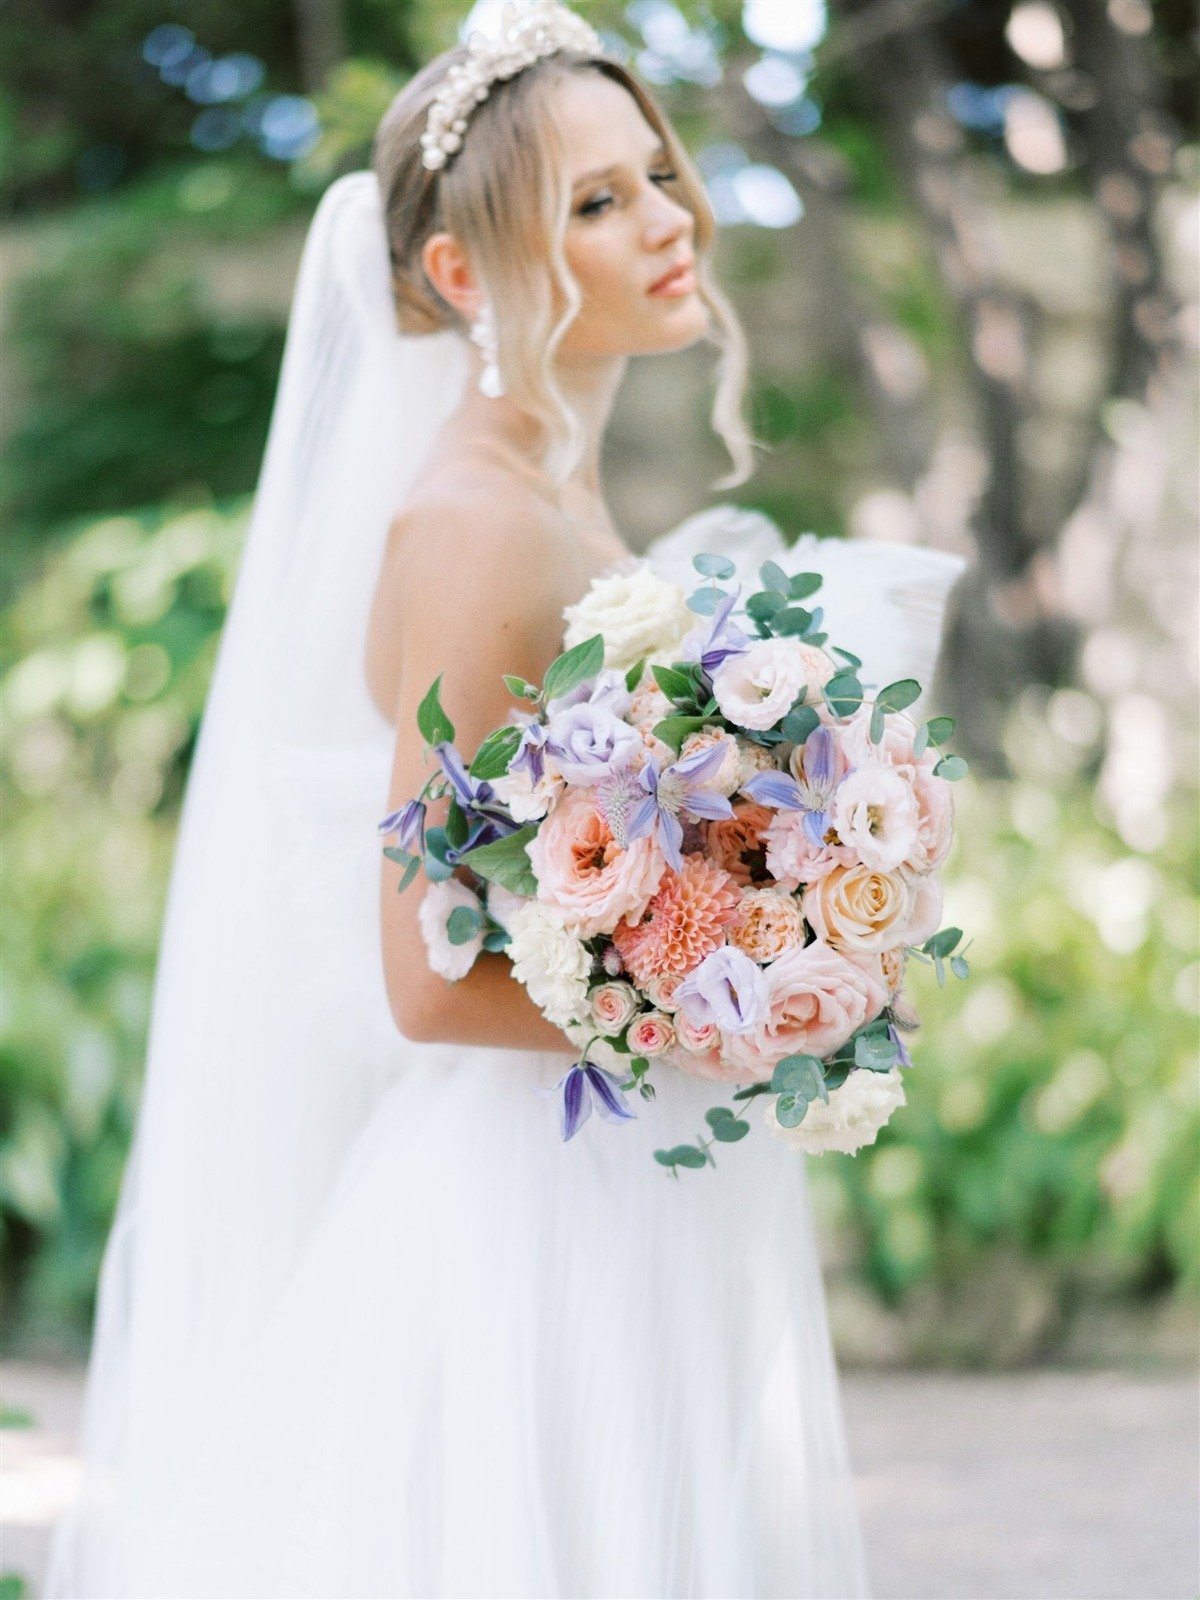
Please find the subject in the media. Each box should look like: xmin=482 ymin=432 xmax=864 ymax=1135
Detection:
xmin=1 ymin=1360 xmax=1197 ymax=1598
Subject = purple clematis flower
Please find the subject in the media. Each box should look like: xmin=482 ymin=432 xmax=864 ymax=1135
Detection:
xmin=507 ymin=716 xmax=555 ymax=787
xmin=741 ymin=725 xmax=852 ymax=848
xmin=433 ymin=741 xmax=523 ymax=859
xmin=625 ymin=743 xmax=735 ymax=871
xmin=887 ymin=1020 xmax=912 ymax=1068
xmin=536 ymin=1058 xmax=637 ymax=1141
xmin=377 ymin=797 xmax=426 ymax=856
xmin=680 ymin=583 xmax=751 ymax=679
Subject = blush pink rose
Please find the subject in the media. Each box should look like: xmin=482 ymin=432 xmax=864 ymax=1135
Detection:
xmin=721 ymin=941 xmax=889 ymax=1072
xmin=628 ymin=1010 xmax=676 ymax=1057
xmin=905 ymin=767 xmax=955 ymax=873
xmin=527 ymin=788 xmax=666 ymax=938
xmin=673 ymin=1008 xmax=720 ymax=1053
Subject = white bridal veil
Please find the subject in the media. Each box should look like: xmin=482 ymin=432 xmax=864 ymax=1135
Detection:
xmin=44 ymin=171 xmax=472 ymax=1592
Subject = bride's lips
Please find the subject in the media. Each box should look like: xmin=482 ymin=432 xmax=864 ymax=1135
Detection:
xmin=647 ymin=258 xmax=697 ymax=297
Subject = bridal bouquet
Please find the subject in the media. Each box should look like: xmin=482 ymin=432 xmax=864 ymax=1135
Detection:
xmin=379 ymin=550 xmax=971 ymax=1174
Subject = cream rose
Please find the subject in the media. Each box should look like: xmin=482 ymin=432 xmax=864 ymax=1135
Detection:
xmin=763 ymin=1066 xmax=906 ymax=1155
xmin=711 ymin=638 xmax=810 ymax=731
xmin=562 ymin=564 xmax=694 ymax=673
xmin=527 ymin=788 xmax=666 ymax=938
xmin=721 ymin=940 xmax=889 ymax=1071
xmin=802 ymin=862 xmax=942 ymax=955
xmin=506 ymin=901 xmax=592 ymax=1028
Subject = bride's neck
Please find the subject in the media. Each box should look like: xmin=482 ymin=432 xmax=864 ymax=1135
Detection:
xmin=451 ymin=349 xmax=627 ymax=507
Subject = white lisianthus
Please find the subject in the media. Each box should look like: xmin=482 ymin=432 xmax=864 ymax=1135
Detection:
xmin=417 ymin=879 xmax=485 ymax=981
xmin=490 ymin=765 xmax=565 ymax=823
xmin=561 ymin=563 xmax=693 ymax=673
xmin=763 ymin=1067 xmax=906 ymax=1155
xmin=712 ymin=637 xmax=810 ymax=731
xmin=506 ymin=900 xmax=592 ymax=1028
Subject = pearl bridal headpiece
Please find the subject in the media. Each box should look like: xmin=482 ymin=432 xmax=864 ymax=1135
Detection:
xmin=420 ymin=0 xmax=606 ymax=171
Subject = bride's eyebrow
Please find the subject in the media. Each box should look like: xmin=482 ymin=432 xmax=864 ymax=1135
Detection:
xmin=571 ymin=142 xmax=669 ymax=190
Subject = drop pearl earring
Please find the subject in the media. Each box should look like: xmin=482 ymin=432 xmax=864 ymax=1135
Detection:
xmin=468 ymin=300 xmax=505 ymax=398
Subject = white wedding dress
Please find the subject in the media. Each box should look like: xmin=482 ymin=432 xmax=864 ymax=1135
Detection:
xmin=44 ymin=174 xmax=967 ymax=1600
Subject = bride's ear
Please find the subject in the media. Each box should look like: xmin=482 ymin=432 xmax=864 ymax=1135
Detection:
xmin=421 ymin=231 xmax=482 ymax=320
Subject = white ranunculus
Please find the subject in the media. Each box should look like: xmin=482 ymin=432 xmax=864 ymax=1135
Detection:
xmin=417 ymin=879 xmax=485 ymax=981
xmin=763 ymin=1067 xmax=906 ymax=1155
xmin=506 ymin=900 xmax=593 ymax=1028
xmin=712 ymin=637 xmax=810 ymax=730
xmin=561 ymin=563 xmax=694 ymax=673
xmin=485 ymin=882 xmax=530 ymax=934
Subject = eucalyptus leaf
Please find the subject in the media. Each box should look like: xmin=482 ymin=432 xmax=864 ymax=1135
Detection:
xmin=771 ymin=606 xmax=814 ymax=637
xmin=687 ymin=585 xmax=721 ymax=616
xmin=543 ymin=634 xmax=604 ymax=703
xmin=705 ymin=1108 xmax=750 ymax=1141
xmin=771 ymin=1054 xmax=826 ymax=1099
xmin=912 ymin=722 xmax=930 ymax=758
xmin=830 ymin=644 xmax=861 ymax=667
xmin=693 ymin=552 xmax=736 ymax=579
xmin=934 ymin=754 xmax=968 ymax=780
xmin=854 ymin=1031 xmax=899 ymax=1070
xmin=656 ymin=1144 xmax=708 ymax=1168
xmin=923 ymin=926 xmax=963 ymax=957
xmin=869 ymin=702 xmax=886 ymax=745
xmin=395 ymin=854 xmax=421 ymax=893
xmin=774 ymin=1093 xmax=808 ymax=1128
xmin=876 ymin=678 xmax=921 ymax=712
xmin=416 ymin=673 xmax=454 ymax=747
xmin=926 ymin=715 xmax=956 ymax=744
xmin=789 ymin=571 xmax=824 ymax=601
xmin=781 ymin=704 xmax=821 ymax=744
xmin=482 ymin=928 xmax=511 ymax=952
xmin=746 ymin=590 xmax=786 ymax=622
xmin=760 ymin=559 xmax=790 ymax=593
xmin=950 ymin=955 xmax=970 ymax=980
xmin=446 ymin=905 xmax=483 ymax=946
xmin=824 ymin=672 xmax=863 ymax=716
xmin=731 ymin=1082 xmax=775 ymax=1101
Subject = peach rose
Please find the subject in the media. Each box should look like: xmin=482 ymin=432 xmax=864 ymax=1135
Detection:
xmin=590 ymin=981 xmax=641 ymax=1035
xmin=704 ymin=801 xmax=774 ymax=888
xmin=673 ymin=1008 xmax=720 ymax=1053
xmin=527 ymin=788 xmax=666 ymax=939
xmin=729 ymin=887 xmax=807 ymax=962
xmin=721 ymin=941 xmax=889 ymax=1072
xmin=644 ymin=970 xmax=685 ymax=1011
xmin=802 ymin=862 xmax=943 ymax=955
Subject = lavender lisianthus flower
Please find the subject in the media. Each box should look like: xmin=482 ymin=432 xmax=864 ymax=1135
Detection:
xmin=545 ymin=667 xmax=633 ymax=720
xmin=741 ymin=725 xmax=850 ymax=848
xmin=545 ymin=702 xmax=642 ymax=785
xmin=675 ymin=946 xmax=769 ymax=1036
xmin=625 ymin=742 xmax=735 ymax=870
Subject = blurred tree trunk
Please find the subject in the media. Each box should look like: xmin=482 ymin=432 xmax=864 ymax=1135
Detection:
xmin=295 ymin=0 xmax=345 ymax=92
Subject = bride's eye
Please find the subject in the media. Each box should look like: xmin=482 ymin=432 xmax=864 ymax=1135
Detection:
xmin=576 ymin=189 xmax=614 ymax=219
xmin=650 ymin=168 xmax=679 ymax=187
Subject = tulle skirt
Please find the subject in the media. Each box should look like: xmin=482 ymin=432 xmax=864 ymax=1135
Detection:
xmin=50 ymin=1034 xmax=872 ymax=1599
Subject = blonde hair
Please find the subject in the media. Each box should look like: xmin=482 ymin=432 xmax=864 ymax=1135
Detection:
xmin=372 ymin=47 xmax=759 ymax=491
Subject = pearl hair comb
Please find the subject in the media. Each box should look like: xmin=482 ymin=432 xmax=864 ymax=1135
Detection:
xmin=420 ymin=0 xmax=606 ymax=171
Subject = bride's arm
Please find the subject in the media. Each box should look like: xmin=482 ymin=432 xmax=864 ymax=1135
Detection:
xmin=376 ymin=501 xmax=580 ymax=1052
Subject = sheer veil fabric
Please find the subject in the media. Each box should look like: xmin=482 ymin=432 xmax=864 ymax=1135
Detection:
xmin=45 ymin=170 xmax=966 ymax=1598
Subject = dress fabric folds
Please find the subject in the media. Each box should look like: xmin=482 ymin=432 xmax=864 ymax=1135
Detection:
xmin=46 ymin=500 xmax=966 ymax=1599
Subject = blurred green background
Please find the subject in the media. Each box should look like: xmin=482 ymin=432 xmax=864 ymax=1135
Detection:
xmin=2 ymin=0 xmax=1197 ymax=1369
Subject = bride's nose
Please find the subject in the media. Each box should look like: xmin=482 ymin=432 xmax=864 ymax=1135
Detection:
xmin=641 ymin=183 xmax=692 ymax=250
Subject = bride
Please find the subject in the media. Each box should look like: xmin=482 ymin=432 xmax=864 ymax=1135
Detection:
xmin=46 ymin=4 xmax=965 ymax=1595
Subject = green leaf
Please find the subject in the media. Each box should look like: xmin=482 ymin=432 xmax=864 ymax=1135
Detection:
xmin=705 ymin=1107 xmax=750 ymax=1141
xmin=652 ymin=664 xmax=698 ymax=703
xmin=869 ymin=702 xmax=886 ymax=744
xmin=416 ymin=673 xmax=455 ymax=747
xmin=823 ymin=672 xmax=863 ymax=715
xmin=482 ymin=928 xmax=511 ymax=952
xmin=771 ymin=1053 xmax=827 ymax=1100
xmin=651 ymin=714 xmax=710 ymax=752
xmin=502 ymin=674 xmax=539 ymax=700
xmin=934 ymin=754 xmax=968 ymax=781
xmin=654 ymin=1144 xmax=708 ymax=1168
xmin=789 ymin=571 xmax=824 ymax=601
xmin=0 ymin=1406 xmax=35 ymax=1429
xmin=780 ymin=703 xmax=820 ymax=744
xmin=543 ymin=634 xmax=604 ymax=704
xmin=469 ymin=724 xmax=523 ymax=780
xmin=746 ymin=590 xmax=786 ymax=622
xmin=831 ymin=644 xmax=862 ymax=668
xmin=949 ymin=955 xmax=970 ymax=980
xmin=760 ymin=559 xmax=790 ymax=593
xmin=444 ymin=798 xmax=469 ymax=850
xmin=912 ymin=721 xmax=930 ymax=758
xmin=926 ymin=715 xmax=956 ymax=745
xmin=693 ymin=552 xmax=736 ymax=579
xmin=854 ymin=1030 xmax=899 ymax=1070
xmin=446 ymin=905 xmax=483 ymax=945
xmin=770 ymin=606 xmax=814 ymax=636
xmin=392 ymin=854 xmax=422 ymax=893
xmin=624 ymin=657 xmax=647 ymax=692
xmin=731 ymin=1082 xmax=775 ymax=1101
xmin=774 ymin=1092 xmax=808 ymax=1128
xmin=923 ymin=926 xmax=963 ymax=958
xmin=459 ymin=824 xmax=539 ymax=895
xmin=876 ymin=678 xmax=922 ymax=713
xmin=687 ymin=585 xmax=721 ymax=615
